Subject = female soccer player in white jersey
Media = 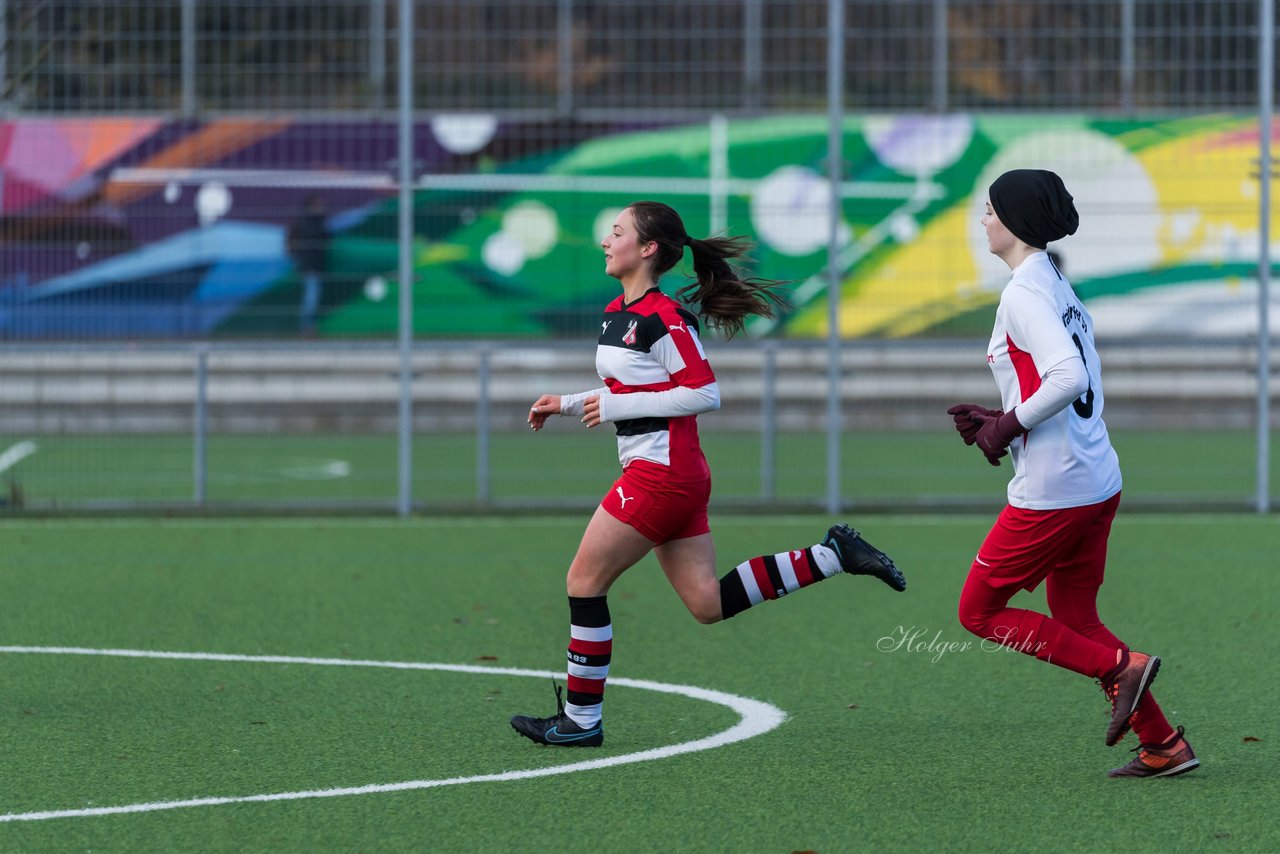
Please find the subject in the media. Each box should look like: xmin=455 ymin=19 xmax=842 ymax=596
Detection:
xmin=948 ymin=170 xmax=1198 ymax=778
xmin=510 ymin=200 xmax=906 ymax=747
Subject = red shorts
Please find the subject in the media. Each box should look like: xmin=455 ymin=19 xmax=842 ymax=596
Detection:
xmin=600 ymin=463 xmax=711 ymax=545
xmin=972 ymin=492 xmax=1121 ymax=592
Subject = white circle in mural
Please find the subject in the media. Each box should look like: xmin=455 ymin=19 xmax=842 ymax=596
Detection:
xmin=483 ymin=231 xmax=526 ymax=277
xmin=594 ymin=207 xmax=625 ymax=244
xmin=864 ymin=114 xmax=975 ymax=177
xmin=196 ymin=181 xmax=232 ymax=226
xmin=164 ymin=181 xmax=182 ymax=204
xmin=750 ymin=166 xmax=832 ymax=256
xmin=967 ymin=129 xmax=1160 ymax=288
xmin=431 ymin=114 xmax=498 ymax=155
xmin=364 ymin=275 xmax=388 ymax=302
xmin=76 ymin=242 xmax=91 ymax=260
xmin=502 ymin=200 xmax=559 ymax=258
xmin=890 ymin=214 xmax=919 ymax=244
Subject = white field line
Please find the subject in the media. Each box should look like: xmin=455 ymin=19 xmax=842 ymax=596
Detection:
xmin=278 ymin=459 xmax=351 ymax=480
xmin=0 ymin=646 xmax=787 ymax=824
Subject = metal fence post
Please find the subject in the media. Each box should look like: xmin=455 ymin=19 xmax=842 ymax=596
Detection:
xmin=193 ymin=344 xmax=208 ymax=506
xmin=1121 ymin=0 xmax=1136 ymax=114
xmin=1258 ymin=0 xmax=1273 ymax=513
xmin=557 ymin=0 xmax=573 ymax=115
xmin=825 ymin=0 xmax=845 ymax=515
xmin=181 ymin=0 xmax=196 ymax=117
xmin=710 ymin=113 xmax=729 ymax=235
xmin=761 ymin=341 xmax=777 ymax=501
xmin=0 ymin=0 xmax=8 ymax=111
xmin=744 ymin=0 xmax=763 ymax=111
xmin=477 ymin=347 xmax=492 ymax=505
xmin=932 ymin=0 xmax=948 ymax=112
xmin=370 ymin=0 xmax=386 ymax=111
xmin=396 ymin=0 xmax=415 ymax=517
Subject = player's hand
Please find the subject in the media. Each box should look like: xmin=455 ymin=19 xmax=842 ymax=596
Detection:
xmin=972 ymin=409 xmax=1026 ymax=465
xmin=528 ymin=394 xmax=561 ymax=431
xmin=946 ymin=403 xmax=1003 ymax=446
xmin=581 ymin=395 xmax=602 ymax=428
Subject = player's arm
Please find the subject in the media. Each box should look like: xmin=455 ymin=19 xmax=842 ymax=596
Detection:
xmin=586 ymin=314 xmax=719 ymax=426
xmin=527 ymin=388 xmax=608 ymax=431
xmin=587 ymin=382 xmax=720 ymax=425
xmin=1002 ymin=286 xmax=1089 ymax=429
xmin=1014 ymin=352 xmax=1088 ymax=427
xmin=972 ymin=286 xmax=1088 ymax=460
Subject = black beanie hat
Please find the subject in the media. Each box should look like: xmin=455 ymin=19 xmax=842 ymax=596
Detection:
xmin=988 ymin=169 xmax=1079 ymax=250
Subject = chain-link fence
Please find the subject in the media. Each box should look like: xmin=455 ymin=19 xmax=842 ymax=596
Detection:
xmin=1 ymin=1 xmax=1267 ymax=114
xmin=0 ymin=1 xmax=1274 ymax=513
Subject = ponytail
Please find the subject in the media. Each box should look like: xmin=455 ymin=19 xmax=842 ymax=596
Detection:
xmin=624 ymin=200 xmax=788 ymax=339
xmin=677 ymin=235 xmax=788 ymax=339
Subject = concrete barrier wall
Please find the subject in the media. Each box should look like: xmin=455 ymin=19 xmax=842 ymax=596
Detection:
xmin=2 ymin=341 xmax=1275 ymax=434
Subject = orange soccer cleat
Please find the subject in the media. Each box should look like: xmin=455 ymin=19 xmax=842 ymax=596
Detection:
xmin=1108 ymin=726 xmax=1200 ymax=778
xmin=1103 ymin=650 xmax=1160 ymax=746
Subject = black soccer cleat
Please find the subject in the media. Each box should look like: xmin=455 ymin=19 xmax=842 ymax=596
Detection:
xmin=822 ymin=523 xmax=906 ymax=592
xmin=510 ymin=681 xmax=604 ymax=747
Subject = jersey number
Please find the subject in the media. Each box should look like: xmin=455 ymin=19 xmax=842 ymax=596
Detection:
xmin=1071 ymin=333 xmax=1096 ymax=419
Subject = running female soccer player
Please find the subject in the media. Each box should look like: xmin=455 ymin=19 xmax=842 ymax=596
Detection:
xmin=947 ymin=169 xmax=1198 ymax=778
xmin=510 ymin=200 xmax=906 ymax=747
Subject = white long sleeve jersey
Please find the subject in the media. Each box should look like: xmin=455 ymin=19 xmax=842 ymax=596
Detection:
xmin=987 ymin=252 xmax=1122 ymax=509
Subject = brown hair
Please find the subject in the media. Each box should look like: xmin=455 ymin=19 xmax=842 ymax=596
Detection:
xmin=626 ymin=200 xmax=788 ymax=339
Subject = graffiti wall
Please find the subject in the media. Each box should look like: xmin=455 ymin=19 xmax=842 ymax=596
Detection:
xmin=0 ymin=112 xmax=1271 ymax=339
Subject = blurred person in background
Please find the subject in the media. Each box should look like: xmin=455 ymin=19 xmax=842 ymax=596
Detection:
xmin=947 ymin=169 xmax=1197 ymax=778
xmin=287 ymin=194 xmax=329 ymax=335
xmin=510 ymin=200 xmax=906 ymax=747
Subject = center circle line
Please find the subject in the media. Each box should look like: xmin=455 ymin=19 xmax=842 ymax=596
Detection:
xmin=0 ymin=645 xmax=788 ymax=823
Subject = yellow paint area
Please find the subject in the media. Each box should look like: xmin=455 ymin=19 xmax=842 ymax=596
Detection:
xmin=1136 ymin=124 xmax=1277 ymax=267
xmin=789 ymin=118 xmax=1274 ymax=339
xmin=793 ymin=203 xmax=991 ymax=338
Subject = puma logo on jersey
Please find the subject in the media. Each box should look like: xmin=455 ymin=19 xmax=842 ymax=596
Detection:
xmin=668 ymin=321 xmax=687 ymax=334
xmin=621 ymin=320 xmax=638 ymax=346
xmin=601 ymin=320 xmax=611 ymax=334
xmin=615 ymin=487 xmax=634 ymax=509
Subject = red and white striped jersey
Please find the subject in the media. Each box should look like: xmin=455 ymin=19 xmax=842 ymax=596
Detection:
xmin=987 ymin=252 xmax=1122 ymax=509
xmin=594 ymin=288 xmax=715 ymax=480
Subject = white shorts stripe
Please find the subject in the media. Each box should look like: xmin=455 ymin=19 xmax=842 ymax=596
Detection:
xmin=776 ymin=552 xmax=801 ymax=593
xmin=570 ymin=624 xmax=613 ymax=642
xmin=567 ymin=662 xmax=611 ymax=680
xmin=735 ymin=561 xmax=764 ymax=606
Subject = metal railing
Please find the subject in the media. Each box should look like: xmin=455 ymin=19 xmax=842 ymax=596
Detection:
xmin=1 ymin=338 xmax=1273 ymax=513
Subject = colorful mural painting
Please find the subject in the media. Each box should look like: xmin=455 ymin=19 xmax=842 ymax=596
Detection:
xmin=0 ymin=112 xmax=1272 ymax=340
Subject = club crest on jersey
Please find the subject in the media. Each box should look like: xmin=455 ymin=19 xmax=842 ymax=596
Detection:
xmin=621 ymin=320 xmax=638 ymax=346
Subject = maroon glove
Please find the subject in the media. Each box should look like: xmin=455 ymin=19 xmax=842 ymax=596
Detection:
xmin=973 ymin=409 xmax=1028 ymax=465
xmin=982 ymin=444 xmax=1009 ymax=466
xmin=946 ymin=403 xmax=1003 ymax=446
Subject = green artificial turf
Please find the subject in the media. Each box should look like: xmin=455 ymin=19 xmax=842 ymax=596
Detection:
xmin=0 ymin=514 xmax=1276 ymax=851
xmin=5 ymin=428 xmax=1276 ymax=509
